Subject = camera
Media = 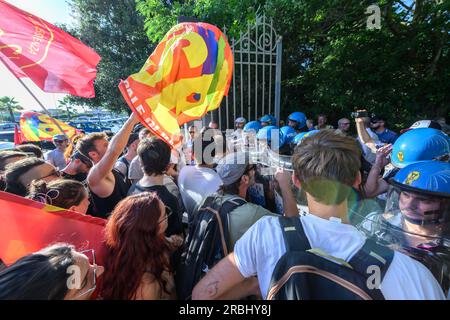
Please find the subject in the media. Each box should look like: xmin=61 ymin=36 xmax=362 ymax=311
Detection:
xmin=351 ymin=111 xmax=374 ymax=119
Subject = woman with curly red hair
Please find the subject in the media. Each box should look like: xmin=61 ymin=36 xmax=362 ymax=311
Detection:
xmin=101 ymin=192 xmax=179 ymax=299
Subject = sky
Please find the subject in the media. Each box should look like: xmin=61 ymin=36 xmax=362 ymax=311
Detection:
xmin=0 ymin=0 xmax=75 ymax=112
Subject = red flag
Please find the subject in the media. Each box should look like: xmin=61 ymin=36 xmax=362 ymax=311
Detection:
xmin=13 ymin=124 xmax=22 ymax=145
xmin=0 ymin=191 xmax=106 ymax=266
xmin=0 ymin=0 xmax=101 ymax=98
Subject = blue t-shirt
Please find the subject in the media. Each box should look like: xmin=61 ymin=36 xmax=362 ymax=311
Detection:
xmin=375 ymin=129 xmax=398 ymax=144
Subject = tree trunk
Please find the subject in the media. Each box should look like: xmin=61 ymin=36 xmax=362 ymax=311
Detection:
xmin=8 ymin=107 xmax=15 ymax=123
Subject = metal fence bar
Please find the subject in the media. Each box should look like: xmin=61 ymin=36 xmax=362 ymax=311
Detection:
xmin=255 ymin=17 xmax=258 ymax=122
xmin=240 ymin=32 xmax=244 ymax=121
xmin=247 ymin=23 xmax=251 ymax=122
xmin=268 ymin=18 xmax=273 ymax=115
xmin=262 ymin=15 xmax=266 ymax=117
xmin=274 ymin=37 xmax=282 ymax=126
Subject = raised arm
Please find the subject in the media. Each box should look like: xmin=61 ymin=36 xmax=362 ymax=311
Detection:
xmin=274 ymin=168 xmax=299 ymax=217
xmin=364 ymin=144 xmax=392 ymax=198
xmin=88 ymin=113 xmax=139 ymax=196
xmin=355 ymin=112 xmax=377 ymax=154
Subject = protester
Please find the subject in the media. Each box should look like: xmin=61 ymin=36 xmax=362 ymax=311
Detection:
xmin=0 ymin=243 xmax=104 ymax=300
xmin=0 ymin=150 xmax=28 ymax=173
xmin=28 ymin=179 xmax=90 ymax=214
xmin=370 ymin=115 xmax=398 ymax=144
xmin=114 ymin=133 xmax=139 ymax=180
xmin=45 ymin=134 xmax=69 ymax=170
xmin=183 ymin=125 xmax=198 ymax=165
xmin=208 ymin=120 xmax=219 ymax=129
xmin=127 ymin=137 xmax=183 ymax=237
xmin=354 ymin=111 xmax=384 ymax=165
xmin=212 ymin=152 xmax=279 ymax=246
xmin=128 ymin=127 xmax=153 ymax=184
xmin=178 ymin=130 xmax=223 ymax=222
xmin=336 ymin=118 xmax=351 ymax=135
xmin=60 ymin=151 xmax=92 ymax=183
xmin=15 ymin=144 xmax=43 ymax=159
xmin=77 ymin=113 xmax=138 ymax=218
xmin=192 ymin=130 xmax=445 ymax=300
xmin=4 ymin=157 xmax=60 ymax=196
xmin=306 ymin=118 xmax=314 ymax=131
xmin=101 ymin=193 xmax=178 ymax=300
xmin=314 ymin=114 xmax=334 ymax=130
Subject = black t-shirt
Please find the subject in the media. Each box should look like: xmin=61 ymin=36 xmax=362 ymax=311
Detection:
xmin=90 ymin=169 xmax=130 ymax=219
xmin=128 ymin=183 xmax=183 ymax=237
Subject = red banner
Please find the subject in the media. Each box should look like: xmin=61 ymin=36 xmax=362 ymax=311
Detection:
xmin=0 ymin=191 xmax=106 ymax=266
xmin=0 ymin=0 xmax=101 ymax=98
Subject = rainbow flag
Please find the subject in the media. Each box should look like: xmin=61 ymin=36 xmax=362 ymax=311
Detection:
xmin=119 ymin=22 xmax=233 ymax=148
xmin=19 ymin=111 xmax=78 ymax=142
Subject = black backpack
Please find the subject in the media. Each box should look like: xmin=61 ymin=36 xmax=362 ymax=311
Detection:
xmin=267 ymin=216 xmax=394 ymax=300
xmin=175 ymin=194 xmax=246 ymax=300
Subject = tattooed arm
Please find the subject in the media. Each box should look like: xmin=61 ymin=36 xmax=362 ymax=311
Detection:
xmin=192 ymin=253 xmax=251 ymax=300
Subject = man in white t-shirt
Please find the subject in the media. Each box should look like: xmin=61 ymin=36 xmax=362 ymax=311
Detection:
xmin=45 ymin=134 xmax=69 ymax=170
xmin=192 ymin=130 xmax=445 ymax=300
xmin=178 ymin=129 xmax=222 ymax=223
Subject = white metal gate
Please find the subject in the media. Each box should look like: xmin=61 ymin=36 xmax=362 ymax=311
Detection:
xmin=205 ymin=13 xmax=282 ymax=130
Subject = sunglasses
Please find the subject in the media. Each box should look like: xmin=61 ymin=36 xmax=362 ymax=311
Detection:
xmin=38 ymin=169 xmax=61 ymax=181
xmin=158 ymin=205 xmax=173 ymax=224
xmin=54 ymin=140 xmax=68 ymax=144
xmin=73 ymin=249 xmax=98 ymax=299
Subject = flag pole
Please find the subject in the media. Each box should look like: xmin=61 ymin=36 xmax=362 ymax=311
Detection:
xmin=0 ymin=60 xmax=67 ymax=137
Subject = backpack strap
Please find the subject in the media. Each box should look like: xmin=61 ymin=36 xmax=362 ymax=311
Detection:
xmin=278 ymin=216 xmax=311 ymax=252
xmin=349 ymin=238 xmax=394 ymax=292
xmin=119 ymin=156 xmax=129 ymax=166
xmin=218 ymin=196 xmax=247 ymax=253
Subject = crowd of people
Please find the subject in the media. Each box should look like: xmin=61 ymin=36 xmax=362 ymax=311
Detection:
xmin=0 ymin=109 xmax=449 ymax=300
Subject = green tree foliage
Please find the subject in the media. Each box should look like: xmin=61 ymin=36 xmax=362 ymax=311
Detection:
xmin=0 ymin=96 xmax=23 ymax=122
xmin=63 ymin=0 xmax=152 ymax=113
xmin=136 ymin=0 xmax=448 ymax=128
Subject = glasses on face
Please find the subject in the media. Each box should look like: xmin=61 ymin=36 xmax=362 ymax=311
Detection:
xmin=189 ymin=131 xmax=195 ymax=134
xmin=73 ymin=249 xmax=97 ymax=299
xmin=55 ymin=140 xmax=68 ymax=144
xmin=38 ymin=169 xmax=61 ymax=181
xmin=158 ymin=206 xmax=173 ymax=224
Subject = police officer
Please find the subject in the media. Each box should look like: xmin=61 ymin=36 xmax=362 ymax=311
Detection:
xmin=359 ymin=161 xmax=450 ymax=294
xmin=287 ymin=112 xmax=308 ymax=133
